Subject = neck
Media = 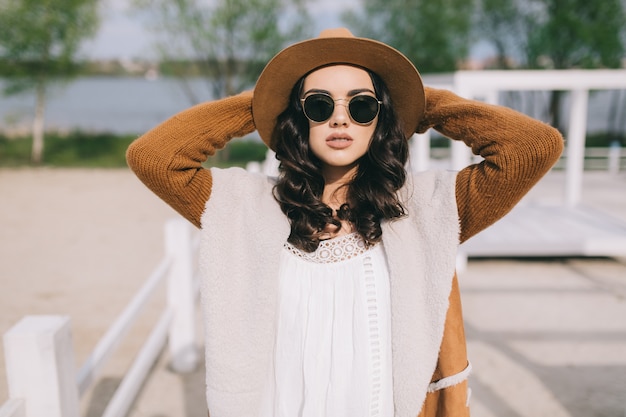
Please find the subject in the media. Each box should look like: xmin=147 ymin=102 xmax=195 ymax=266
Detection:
xmin=321 ymin=165 xmax=356 ymax=208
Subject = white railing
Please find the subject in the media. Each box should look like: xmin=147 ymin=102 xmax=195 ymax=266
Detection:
xmin=411 ymin=144 xmax=625 ymax=172
xmin=0 ymin=218 xmax=199 ymax=417
xmin=409 ymin=70 xmax=626 ymax=206
xmin=556 ymin=145 xmax=624 ymax=173
xmin=451 ymin=70 xmax=626 ymax=207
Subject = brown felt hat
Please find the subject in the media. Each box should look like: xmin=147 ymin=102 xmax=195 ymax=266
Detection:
xmin=252 ymin=28 xmax=424 ymax=150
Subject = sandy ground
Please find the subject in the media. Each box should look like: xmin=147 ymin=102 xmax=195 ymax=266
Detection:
xmin=0 ymin=167 xmax=182 ymax=414
xmin=1 ymin=168 xmax=625 ymax=416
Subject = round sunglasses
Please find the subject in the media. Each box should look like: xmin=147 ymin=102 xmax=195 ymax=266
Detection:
xmin=300 ymin=93 xmax=382 ymax=125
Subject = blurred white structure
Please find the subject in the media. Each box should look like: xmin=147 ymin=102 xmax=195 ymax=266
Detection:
xmin=1 ymin=219 xmax=199 ymax=417
xmin=449 ymin=70 xmax=626 ymax=260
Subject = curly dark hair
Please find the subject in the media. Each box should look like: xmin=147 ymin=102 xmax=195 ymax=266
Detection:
xmin=272 ymin=68 xmax=409 ymax=252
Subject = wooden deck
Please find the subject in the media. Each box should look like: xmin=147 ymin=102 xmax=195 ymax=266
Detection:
xmin=461 ymin=204 xmax=626 ymax=258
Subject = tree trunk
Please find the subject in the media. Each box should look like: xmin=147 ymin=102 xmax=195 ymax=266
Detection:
xmin=495 ymin=39 xmax=510 ymax=69
xmin=31 ymin=80 xmax=46 ymax=165
xmin=549 ymin=90 xmax=563 ymax=133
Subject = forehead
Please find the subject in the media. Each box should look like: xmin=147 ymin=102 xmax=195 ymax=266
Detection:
xmin=303 ymin=65 xmax=374 ymax=93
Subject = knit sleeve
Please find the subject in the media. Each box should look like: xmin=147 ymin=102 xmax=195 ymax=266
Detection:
xmin=126 ymin=90 xmax=256 ymax=228
xmin=416 ymin=87 xmax=564 ymax=243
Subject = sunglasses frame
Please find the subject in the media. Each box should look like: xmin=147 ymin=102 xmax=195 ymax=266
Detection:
xmin=300 ymin=93 xmax=382 ymax=125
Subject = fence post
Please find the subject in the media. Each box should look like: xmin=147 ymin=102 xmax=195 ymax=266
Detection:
xmin=565 ymin=89 xmax=589 ymax=207
xmin=3 ymin=316 xmax=79 ymax=417
xmin=164 ymin=218 xmax=200 ymax=373
xmin=608 ymin=140 xmax=621 ymax=174
xmin=410 ymin=132 xmax=431 ymax=172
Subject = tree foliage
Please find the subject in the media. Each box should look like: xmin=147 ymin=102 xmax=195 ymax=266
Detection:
xmin=524 ymin=0 xmax=625 ymax=69
xmin=476 ymin=0 xmax=626 ymax=131
xmin=343 ymin=0 xmax=475 ymax=73
xmin=0 ymin=0 xmax=99 ymax=163
xmin=476 ymin=0 xmax=626 ymax=69
xmin=0 ymin=0 xmax=99 ymax=89
xmin=132 ymin=0 xmax=313 ymax=102
xmin=474 ymin=0 xmax=523 ymax=68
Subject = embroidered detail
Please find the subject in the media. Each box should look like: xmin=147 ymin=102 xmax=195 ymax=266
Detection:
xmin=363 ymin=255 xmax=382 ymax=417
xmin=284 ymin=233 xmax=371 ymax=264
xmin=427 ymin=362 xmax=472 ymax=392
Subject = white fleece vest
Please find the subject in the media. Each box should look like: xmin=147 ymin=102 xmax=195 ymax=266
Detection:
xmin=199 ymin=167 xmax=459 ymax=417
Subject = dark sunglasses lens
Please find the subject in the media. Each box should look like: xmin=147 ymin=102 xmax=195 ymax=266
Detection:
xmin=349 ymin=95 xmax=380 ymax=124
xmin=303 ymin=94 xmax=334 ymax=122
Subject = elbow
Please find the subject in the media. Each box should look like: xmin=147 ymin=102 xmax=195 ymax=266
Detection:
xmin=506 ymin=124 xmax=564 ymax=185
xmin=125 ymin=137 xmax=162 ymax=186
xmin=126 ymin=137 xmax=154 ymax=173
xmin=125 ymin=139 xmax=141 ymax=172
xmin=540 ymin=125 xmax=565 ymax=170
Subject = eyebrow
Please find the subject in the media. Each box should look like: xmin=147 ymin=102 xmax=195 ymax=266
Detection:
xmin=303 ymin=88 xmax=376 ymax=97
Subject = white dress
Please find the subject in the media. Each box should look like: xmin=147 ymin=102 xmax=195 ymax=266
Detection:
xmin=260 ymin=233 xmax=394 ymax=417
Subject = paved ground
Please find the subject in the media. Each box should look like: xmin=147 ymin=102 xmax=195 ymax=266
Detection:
xmin=1 ymin=169 xmax=625 ymax=417
xmin=462 ymin=257 xmax=626 ymax=417
xmin=460 ymin=171 xmax=626 ymax=417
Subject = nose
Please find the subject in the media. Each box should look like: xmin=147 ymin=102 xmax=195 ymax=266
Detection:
xmin=329 ymin=100 xmax=349 ymax=127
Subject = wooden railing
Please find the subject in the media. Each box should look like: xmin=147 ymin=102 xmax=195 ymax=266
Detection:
xmin=0 ymin=219 xmax=199 ymax=417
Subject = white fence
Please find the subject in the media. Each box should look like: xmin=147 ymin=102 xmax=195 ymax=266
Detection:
xmin=0 ymin=219 xmax=199 ymax=417
xmin=421 ymin=70 xmax=626 ymax=263
xmin=416 ymin=69 xmax=626 ymax=206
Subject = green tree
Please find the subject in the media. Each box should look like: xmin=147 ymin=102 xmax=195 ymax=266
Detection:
xmin=476 ymin=0 xmax=626 ymax=130
xmin=132 ymin=0 xmax=313 ymax=103
xmin=343 ymin=0 xmax=475 ymax=73
xmin=525 ymin=0 xmax=625 ymax=70
xmin=475 ymin=0 xmax=523 ymax=69
xmin=0 ymin=0 xmax=99 ymax=164
xmin=528 ymin=0 xmax=626 ymax=130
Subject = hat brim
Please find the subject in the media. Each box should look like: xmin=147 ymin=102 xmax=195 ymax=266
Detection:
xmin=252 ymin=33 xmax=424 ymax=150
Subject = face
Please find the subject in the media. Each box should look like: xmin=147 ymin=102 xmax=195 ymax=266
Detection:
xmin=302 ymin=65 xmax=378 ymax=180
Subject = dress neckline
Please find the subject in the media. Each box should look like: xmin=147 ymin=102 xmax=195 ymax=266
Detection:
xmin=284 ymin=233 xmax=377 ymax=264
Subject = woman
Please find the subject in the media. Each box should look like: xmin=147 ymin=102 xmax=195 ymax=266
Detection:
xmin=127 ymin=28 xmax=563 ymax=417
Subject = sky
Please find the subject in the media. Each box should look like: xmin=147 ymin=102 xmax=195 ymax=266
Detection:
xmin=82 ymin=0 xmax=355 ymax=60
xmin=83 ymin=0 xmax=495 ymax=62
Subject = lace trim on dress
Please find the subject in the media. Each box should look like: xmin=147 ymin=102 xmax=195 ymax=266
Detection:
xmin=284 ymin=233 xmax=372 ymax=264
xmin=364 ymin=255 xmax=382 ymax=417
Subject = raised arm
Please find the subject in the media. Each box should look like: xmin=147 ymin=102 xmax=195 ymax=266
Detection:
xmin=416 ymin=87 xmax=564 ymax=243
xmin=126 ymin=91 xmax=255 ymax=227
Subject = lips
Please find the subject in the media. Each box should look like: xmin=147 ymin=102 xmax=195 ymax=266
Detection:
xmin=326 ymin=134 xmax=353 ymax=149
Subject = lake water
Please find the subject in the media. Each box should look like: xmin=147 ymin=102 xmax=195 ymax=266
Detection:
xmin=0 ymin=77 xmax=214 ymax=135
xmin=0 ymin=76 xmax=623 ymax=136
